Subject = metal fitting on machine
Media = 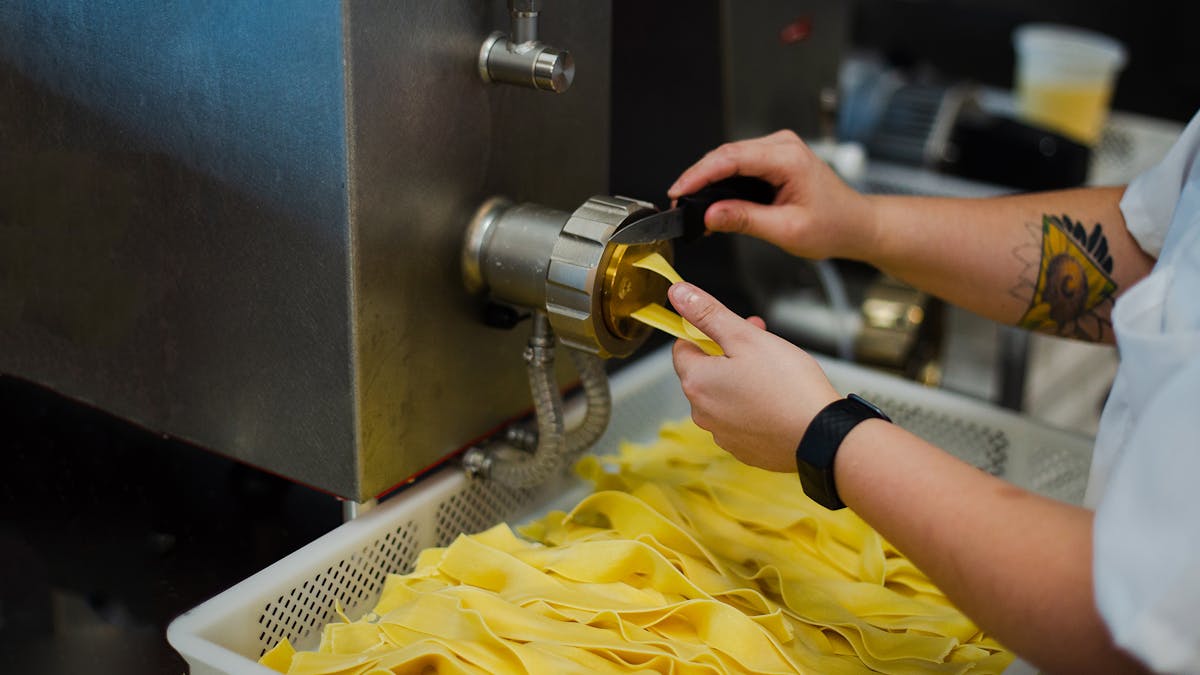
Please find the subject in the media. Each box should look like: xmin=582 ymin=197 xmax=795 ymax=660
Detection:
xmin=461 ymin=444 xmax=493 ymax=480
xmin=462 ymin=194 xmax=668 ymax=358
xmin=461 ymin=192 xmax=672 ymax=487
xmin=503 ymin=425 xmax=539 ymax=452
xmin=462 ymin=312 xmax=568 ymax=487
xmin=479 ymin=0 xmax=574 ymax=93
xmin=461 ymin=310 xmax=614 ymax=488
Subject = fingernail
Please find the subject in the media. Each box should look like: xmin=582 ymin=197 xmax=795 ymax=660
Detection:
xmin=669 ymin=282 xmax=696 ymax=306
xmin=666 ymin=182 xmax=681 ymax=198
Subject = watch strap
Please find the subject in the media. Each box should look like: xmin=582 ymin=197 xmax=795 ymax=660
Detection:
xmin=795 ymin=394 xmax=891 ymax=510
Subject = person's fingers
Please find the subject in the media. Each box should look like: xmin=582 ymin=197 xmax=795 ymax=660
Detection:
xmin=713 ymin=133 xmax=804 ymax=187
xmin=762 ymin=129 xmax=803 ymax=143
xmin=678 ymin=137 xmax=807 ymax=197
xmin=667 ymin=132 xmax=804 ymax=199
xmin=668 ymin=283 xmax=752 ymax=354
xmin=671 ymin=336 xmax=709 ymax=384
xmin=704 ymin=200 xmax=805 ymax=240
xmin=667 ymin=156 xmax=737 ymax=200
xmin=747 ymin=316 xmax=767 ymax=330
xmin=672 ymin=333 xmax=706 ymax=360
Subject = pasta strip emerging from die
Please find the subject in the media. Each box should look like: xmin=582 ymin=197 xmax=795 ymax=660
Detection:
xmin=630 ymin=253 xmax=724 ymax=356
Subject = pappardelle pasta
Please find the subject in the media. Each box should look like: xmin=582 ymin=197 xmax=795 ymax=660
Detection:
xmin=260 ymin=419 xmax=1011 ymax=674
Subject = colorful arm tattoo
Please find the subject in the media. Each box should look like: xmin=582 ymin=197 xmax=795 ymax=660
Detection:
xmin=1011 ymin=214 xmax=1117 ymax=341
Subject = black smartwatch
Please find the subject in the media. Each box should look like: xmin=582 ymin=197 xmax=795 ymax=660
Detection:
xmin=795 ymin=393 xmax=891 ymax=510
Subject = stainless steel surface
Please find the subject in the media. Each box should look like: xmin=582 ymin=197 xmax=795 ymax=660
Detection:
xmin=0 ymin=0 xmax=613 ymax=501
xmin=0 ymin=1 xmax=358 ymax=494
xmin=512 ymin=16 xmax=538 ymax=46
xmin=478 ymin=0 xmax=574 ymax=93
xmin=463 ymin=200 xmax=570 ymax=310
xmin=341 ymin=498 xmax=378 ymax=522
xmin=462 ymin=196 xmax=511 ymax=296
xmin=461 ymin=444 xmax=493 ymax=480
xmin=479 ymin=35 xmax=575 ymax=93
xmin=510 ymin=0 xmax=540 ymax=44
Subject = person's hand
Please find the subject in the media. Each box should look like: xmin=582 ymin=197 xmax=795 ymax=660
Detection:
xmin=667 ymin=130 xmax=878 ymax=261
xmin=668 ymin=281 xmax=840 ymax=472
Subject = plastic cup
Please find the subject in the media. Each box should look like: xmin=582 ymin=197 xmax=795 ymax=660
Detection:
xmin=1013 ymin=24 xmax=1127 ymax=145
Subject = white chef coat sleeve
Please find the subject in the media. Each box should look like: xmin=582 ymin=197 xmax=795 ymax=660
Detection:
xmin=1119 ymin=112 xmax=1200 ymax=257
xmin=1094 ymin=349 xmax=1200 ymax=673
xmin=1095 ymin=108 xmax=1200 ymax=672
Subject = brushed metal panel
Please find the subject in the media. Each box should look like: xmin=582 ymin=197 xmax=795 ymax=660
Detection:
xmin=345 ymin=0 xmax=612 ymax=497
xmin=0 ymin=1 xmax=357 ymax=495
xmin=0 ymin=1 xmax=611 ymax=500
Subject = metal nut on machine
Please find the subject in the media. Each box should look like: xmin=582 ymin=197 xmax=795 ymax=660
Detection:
xmin=599 ymin=241 xmax=674 ymax=345
xmin=462 ymin=194 xmax=671 ymax=358
xmin=547 ymin=196 xmax=671 ymax=357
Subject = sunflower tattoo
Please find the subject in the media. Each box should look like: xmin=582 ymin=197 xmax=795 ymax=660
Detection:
xmin=1012 ymin=214 xmax=1116 ymax=341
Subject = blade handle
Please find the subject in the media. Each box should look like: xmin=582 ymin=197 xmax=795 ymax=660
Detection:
xmin=676 ymin=176 xmax=776 ymax=241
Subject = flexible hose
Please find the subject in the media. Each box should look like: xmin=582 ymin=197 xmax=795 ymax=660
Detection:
xmin=465 ymin=317 xmax=613 ymax=488
xmin=564 ymin=349 xmax=611 ymax=458
xmin=481 ymin=313 xmax=568 ymax=488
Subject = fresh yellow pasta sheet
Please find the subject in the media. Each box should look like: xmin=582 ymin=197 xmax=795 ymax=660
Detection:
xmin=261 ymin=419 xmax=1012 ymax=675
xmin=630 ymin=305 xmax=724 ymax=357
xmin=629 ymin=253 xmax=724 ymax=356
xmin=632 ymin=253 xmax=685 ymax=285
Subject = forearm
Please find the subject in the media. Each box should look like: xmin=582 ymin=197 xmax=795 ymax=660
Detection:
xmin=857 ymin=187 xmax=1154 ymax=342
xmin=834 ymin=421 xmax=1147 ymax=674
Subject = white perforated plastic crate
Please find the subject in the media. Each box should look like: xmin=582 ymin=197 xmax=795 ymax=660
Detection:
xmin=168 ymin=346 xmax=1093 ymax=674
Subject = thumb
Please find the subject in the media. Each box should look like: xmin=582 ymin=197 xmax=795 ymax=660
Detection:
xmin=706 ymin=200 xmax=792 ymax=240
xmin=668 ymin=283 xmax=752 ymax=353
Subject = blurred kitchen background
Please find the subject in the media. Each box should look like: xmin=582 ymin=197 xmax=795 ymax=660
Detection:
xmin=612 ymin=0 xmax=1192 ymax=435
xmin=2 ymin=0 xmax=1196 ymax=672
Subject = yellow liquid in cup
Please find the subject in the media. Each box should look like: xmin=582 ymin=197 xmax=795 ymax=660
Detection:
xmin=1017 ymin=81 xmax=1113 ymax=145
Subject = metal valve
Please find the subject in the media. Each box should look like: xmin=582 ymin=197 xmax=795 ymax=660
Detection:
xmin=479 ymin=0 xmax=575 ymax=93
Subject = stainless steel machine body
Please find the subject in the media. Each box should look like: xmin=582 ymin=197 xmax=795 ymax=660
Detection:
xmin=0 ymin=0 xmax=612 ymax=501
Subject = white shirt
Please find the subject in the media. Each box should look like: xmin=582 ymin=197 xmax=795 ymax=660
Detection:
xmin=1088 ymin=110 xmax=1200 ymax=673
